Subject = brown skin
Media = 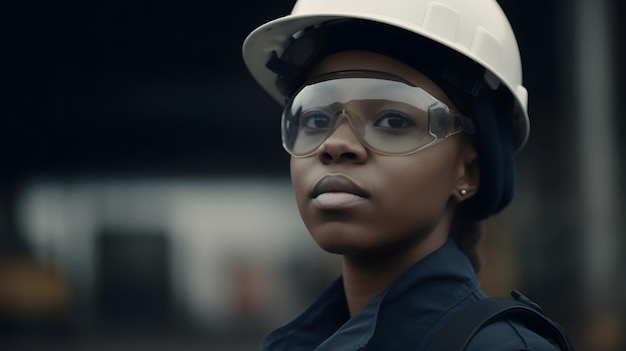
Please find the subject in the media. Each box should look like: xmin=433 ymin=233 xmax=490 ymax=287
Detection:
xmin=290 ymin=51 xmax=480 ymax=316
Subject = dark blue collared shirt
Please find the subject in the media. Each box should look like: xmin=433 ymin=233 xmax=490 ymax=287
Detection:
xmin=262 ymin=239 xmax=559 ymax=350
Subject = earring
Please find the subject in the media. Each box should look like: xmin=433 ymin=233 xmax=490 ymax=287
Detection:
xmin=459 ymin=189 xmax=467 ymax=196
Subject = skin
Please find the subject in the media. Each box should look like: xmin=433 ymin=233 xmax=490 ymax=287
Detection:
xmin=290 ymin=51 xmax=480 ymax=316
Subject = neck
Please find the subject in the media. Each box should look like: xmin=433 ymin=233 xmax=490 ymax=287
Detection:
xmin=341 ymin=217 xmax=450 ymax=316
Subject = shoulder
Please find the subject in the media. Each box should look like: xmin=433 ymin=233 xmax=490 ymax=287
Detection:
xmin=465 ymin=318 xmax=561 ymax=351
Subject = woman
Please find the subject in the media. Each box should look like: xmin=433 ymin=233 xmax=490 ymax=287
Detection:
xmin=242 ymin=1 xmax=562 ymax=350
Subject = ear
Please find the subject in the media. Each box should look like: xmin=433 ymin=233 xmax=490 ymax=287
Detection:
xmin=452 ymin=145 xmax=480 ymax=203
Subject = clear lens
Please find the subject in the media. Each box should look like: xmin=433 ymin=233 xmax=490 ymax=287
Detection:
xmin=281 ymin=71 xmax=474 ymax=157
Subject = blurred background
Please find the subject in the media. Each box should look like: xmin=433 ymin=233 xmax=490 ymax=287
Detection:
xmin=0 ymin=0 xmax=624 ymax=350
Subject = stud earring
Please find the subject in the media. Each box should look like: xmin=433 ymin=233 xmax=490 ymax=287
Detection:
xmin=459 ymin=189 xmax=467 ymax=196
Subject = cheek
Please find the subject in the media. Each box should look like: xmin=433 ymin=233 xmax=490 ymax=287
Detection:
xmin=290 ymin=159 xmax=312 ymax=210
xmin=377 ymin=158 xmax=456 ymax=217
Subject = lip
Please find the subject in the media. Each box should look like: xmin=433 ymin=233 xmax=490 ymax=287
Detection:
xmin=311 ymin=174 xmax=369 ymax=199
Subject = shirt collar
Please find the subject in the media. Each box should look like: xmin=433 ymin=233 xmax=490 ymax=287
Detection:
xmin=262 ymin=239 xmax=480 ymax=351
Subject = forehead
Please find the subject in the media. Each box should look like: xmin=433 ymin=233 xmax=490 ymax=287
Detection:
xmin=309 ymin=50 xmax=459 ymax=112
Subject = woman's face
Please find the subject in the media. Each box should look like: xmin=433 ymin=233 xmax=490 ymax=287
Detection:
xmin=290 ymin=51 xmax=477 ymax=257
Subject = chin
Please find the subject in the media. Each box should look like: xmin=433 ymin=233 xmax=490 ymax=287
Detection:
xmin=308 ymin=224 xmax=374 ymax=254
xmin=310 ymin=224 xmax=434 ymax=262
xmin=309 ymin=228 xmax=395 ymax=258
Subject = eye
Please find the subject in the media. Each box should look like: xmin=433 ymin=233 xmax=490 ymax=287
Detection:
xmin=373 ymin=111 xmax=415 ymax=129
xmin=302 ymin=110 xmax=332 ymax=129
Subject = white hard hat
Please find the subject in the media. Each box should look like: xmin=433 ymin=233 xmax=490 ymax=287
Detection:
xmin=242 ymin=0 xmax=529 ymax=151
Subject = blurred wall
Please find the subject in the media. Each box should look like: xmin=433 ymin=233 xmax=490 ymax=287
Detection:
xmin=17 ymin=178 xmax=330 ymax=329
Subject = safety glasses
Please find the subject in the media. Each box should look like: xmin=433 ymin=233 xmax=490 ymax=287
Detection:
xmin=282 ymin=70 xmax=475 ymax=157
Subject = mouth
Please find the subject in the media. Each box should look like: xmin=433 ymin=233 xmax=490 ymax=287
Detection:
xmin=311 ymin=174 xmax=369 ymax=199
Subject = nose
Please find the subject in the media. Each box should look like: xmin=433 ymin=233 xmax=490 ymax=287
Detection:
xmin=316 ymin=117 xmax=368 ymax=164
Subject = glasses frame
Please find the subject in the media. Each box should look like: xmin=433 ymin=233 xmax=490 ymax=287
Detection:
xmin=281 ymin=70 xmax=475 ymax=157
